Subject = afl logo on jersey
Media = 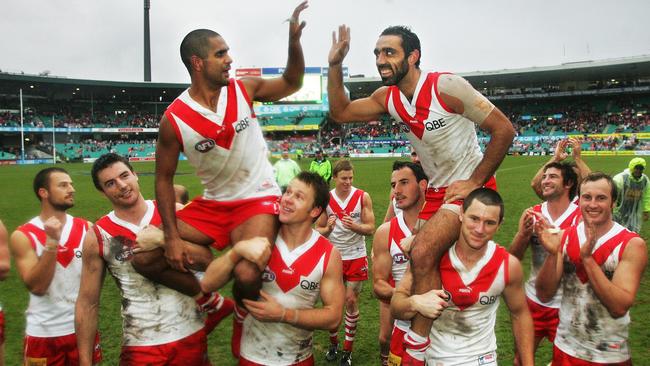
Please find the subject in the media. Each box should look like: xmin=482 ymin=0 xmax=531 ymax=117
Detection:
xmin=195 ymin=138 xmax=216 ymax=153
xmin=261 ymin=269 xmax=276 ymax=282
xmin=392 ymin=253 xmax=409 ymax=264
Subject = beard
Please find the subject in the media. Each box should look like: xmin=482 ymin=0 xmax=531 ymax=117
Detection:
xmin=50 ymin=200 xmax=74 ymax=211
xmin=379 ymin=57 xmax=409 ymax=86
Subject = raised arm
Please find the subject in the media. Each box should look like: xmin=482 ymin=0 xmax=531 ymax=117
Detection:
xmin=75 ymin=229 xmax=106 ymax=366
xmin=155 ymin=115 xmax=187 ymax=272
xmin=508 ymin=209 xmax=536 ymax=260
xmin=372 ymin=223 xmax=394 ymax=301
xmin=9 ymin=217 xmax=64 ymax=295
xmin=243 ymin=248 xmax=345 ymax=330
xmin=582 ymin=235 xmax=647 ymax=318
xmin=569 ymin=137 xmax=591 ymax=184
xmin=327 ymin=25 xmax=387 ymax=123
xmin=502 ymin=255 xmax=534 ymax=366
xmin=240 ymin=2 xmax=308 ymax=102
xmin=439 ymin=74 xmax=516 ymax=202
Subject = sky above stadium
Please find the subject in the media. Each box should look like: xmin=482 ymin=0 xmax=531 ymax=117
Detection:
xmin=2 ymin=0 xmax=650 ymax=83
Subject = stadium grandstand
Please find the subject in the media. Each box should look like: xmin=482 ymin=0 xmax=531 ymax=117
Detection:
xmin=1 ymin=56 xmax=650 ymax=164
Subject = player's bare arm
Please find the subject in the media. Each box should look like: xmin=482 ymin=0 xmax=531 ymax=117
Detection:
xmin=569 ymin=137 xmax=591 ymax=183
xmin=534 ymin=220 xmax=566 ymax=303
xmin=315 ymin=212 xmax=335 ymax=237
xmin=581 ymin=232 xmax=647 ymax=318
xmin=200 ymin=237 xmax=271 ymax=293
xmin=241 ymin=1 xmax=308 ymax=102
xmin=9 ymin=218 xmax=63 ymax=295
xmin=243 ymin=248 xmax=345 ymax=330
xmin=155 ymin=115 xmax=188 ymax=272
xmin=390 ymin=268 xmax=448 ymax=321
xmin=0 ymin=220 xmax=9 ymax=280
xmin=75 ymin=229 xmax=106 ymax=366
xmin=342 ymin=192 xmax=375 ymax=236
xmin=372 ymin=222 xmax=394 ymax=301
xmin=508 ymin=209 xmax=537 ymax=260
xmin=327 ymin=25 xmax=387 ymax=123
xmin=502 ymin=255 xmax=535 ymax=366
xmin=438 ymin=74 xmax=515 ymax=203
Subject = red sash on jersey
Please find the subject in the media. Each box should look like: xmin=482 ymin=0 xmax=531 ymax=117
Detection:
xmin=386 ymin=72 xmax=453 ymax=139
xmin=18 ymin=217 xmax=88 ymax=268
xmin=94 ymin=202 xmax=162 ymax=257
xmin=268 ymin=236 xmax=333 ymax=293
xmin=388 ymin=216 xmax=408 ymax=255
xmin=440 ymin=245 xmax=509 ymax=311
xmin=165 ymin=79 xmax=242 ymax=150
xmin=564 ymin=226 xmax=638 ymax=283
xmin=328 ymin=190 xmax=364 ymax=219
xmin=532 ymin=202 xmax=582 ymax=229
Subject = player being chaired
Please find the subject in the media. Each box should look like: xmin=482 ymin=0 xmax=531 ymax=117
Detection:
xmin=130 ymin=1 xmax=310 ymax=357
xmin=327 ymin=25 xmax=515 ymax=364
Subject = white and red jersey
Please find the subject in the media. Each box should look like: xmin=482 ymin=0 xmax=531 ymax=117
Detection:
xmin=554 ymin=222 xmax=637 ymax=363
xmin=385 ymin=72 xmax=483 ymax=189
xmin=388 ymin=213 xmax=411 ymax=332
xmin=93 ymin=200 xmax=203 ymax=347
xmin=241 ymin=230 xmax=334 ymax=365
xmin=17 ymin=215 xmax=89 ymax=337
xmin=526 ymin=201 xmax=582 ymax=308
xmin=426 ymin=241 xmax=509 ymax=365
xmin=165 ymin=81 xmax=280 ymax=201
xmin=326 ymin=187 xmax=367 ymax=260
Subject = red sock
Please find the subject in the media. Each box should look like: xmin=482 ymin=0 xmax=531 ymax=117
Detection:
xmin=401 ymin=330 xmax=429 ymax=366
xmin=329 ymin=331 xmax=339 ymax=346
xmin=343 ymin=311 xmax=359 ymax=352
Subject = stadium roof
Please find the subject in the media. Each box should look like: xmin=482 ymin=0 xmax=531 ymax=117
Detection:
xmin=344 ymin=55 xmax=650 ymax=99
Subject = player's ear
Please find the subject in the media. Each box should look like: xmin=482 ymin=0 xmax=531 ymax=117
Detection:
xmin=408 ymin=49 xmax=420 ymax=67
xmin=309 ymin=206 xmax=323 ymax=220
xmin=190 ymin=55 xmax=203 ymax=72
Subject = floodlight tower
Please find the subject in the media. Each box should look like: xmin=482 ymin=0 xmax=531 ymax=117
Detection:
xmin=144 ymin=0 xmax=152 ymax=81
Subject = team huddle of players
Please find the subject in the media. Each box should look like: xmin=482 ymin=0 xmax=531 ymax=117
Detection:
xmin=1 ymin=1 xmax=647 ymax=366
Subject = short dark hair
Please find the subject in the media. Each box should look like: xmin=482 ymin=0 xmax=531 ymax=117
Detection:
xmin=91 ymin=153 xmax=134 ymax=191
xmin=180 ymin=29 xmax=221 ymax=74
xmin=294 ymin=172 xmax=330 ymax=215
xmin=392 ymin=161 xmax=428 ymax=183
xmin=463 ymin=188 xmax=504 ymax=223
xmin=380 ymin=26 xmax=421 ymax=67
xmin=33 ymin=167 xmax=69 ymax=201
xmin=333 ymin=159 xmax=353 ymax=177
xmin=579 ymin=172 xmax=617 ymax=201
xmin=544 ymin=161 xmax=578 ymax=198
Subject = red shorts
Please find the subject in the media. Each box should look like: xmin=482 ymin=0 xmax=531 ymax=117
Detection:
xmin=120 ymin=329 xmax=209 ymax=366
xmin=389 ymin=326 xmax=407 ymax=364
xmin=24 ymin=332 xmax=101 ymax=366
xmin=239 ymin=355 xmax=314 ymax=366
xmin=552 ymin=346 xmax=631 ymax=366
xmin=342 ymin=257 xmax=369 ymax=282
xmin=419 ymin=176 xmax=498 ymax=220
xmin=526 ymin=298 xmax=559 ymax=342
xmin=0 ymin=310 xmax=4 ymax=344
xmin=177 ymin=195 xmax=280 ymax=250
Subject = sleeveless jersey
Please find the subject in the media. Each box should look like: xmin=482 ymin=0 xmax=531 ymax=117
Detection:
xmin=426 ymin=241 xmax=509 ymax=365
xmin=93 ymin=200 xmax=203 ymax=346
xmin=165 ymin=81 xmax=280 ymax=201
xmin=385 ymin=72 xmax=483 ymax=188
xmin=388 ymin=213 xmax=411 ymax=332
xmin=17 ymin=215 xmax=88 ymax=337
xmin=241 ymin=230 xmax=334 ymax=365
xmin=525 ymin=201 xmax=581 ymax=307
xmin=326 ymin=187 xmax=367 ymax=260
xmin=554 ymin=222 xmax=638 ymax=363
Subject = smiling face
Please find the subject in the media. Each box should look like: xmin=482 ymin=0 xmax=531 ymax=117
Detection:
xmin=97 ymin=162 xmax=141 ymax=209
xmin=374 ymin=35 xmax=410 ymax=86
xmin=390 ymin=166 xmax=425 ymax=211
xmin=541 ymin=167 xmax=570 ymax=201
xmin=333 ymin=169 xmax=354 ymax=196
xmin=42 ymin=172 xmax=75 ymax=211
xmin=459 ymin=200 xmax=502 ymax=251
xmin=579 ymin=178 xmax=615 ymax=227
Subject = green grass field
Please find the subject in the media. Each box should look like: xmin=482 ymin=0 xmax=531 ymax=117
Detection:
xmin=1 ymin=156 xmax=649 ymax=365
